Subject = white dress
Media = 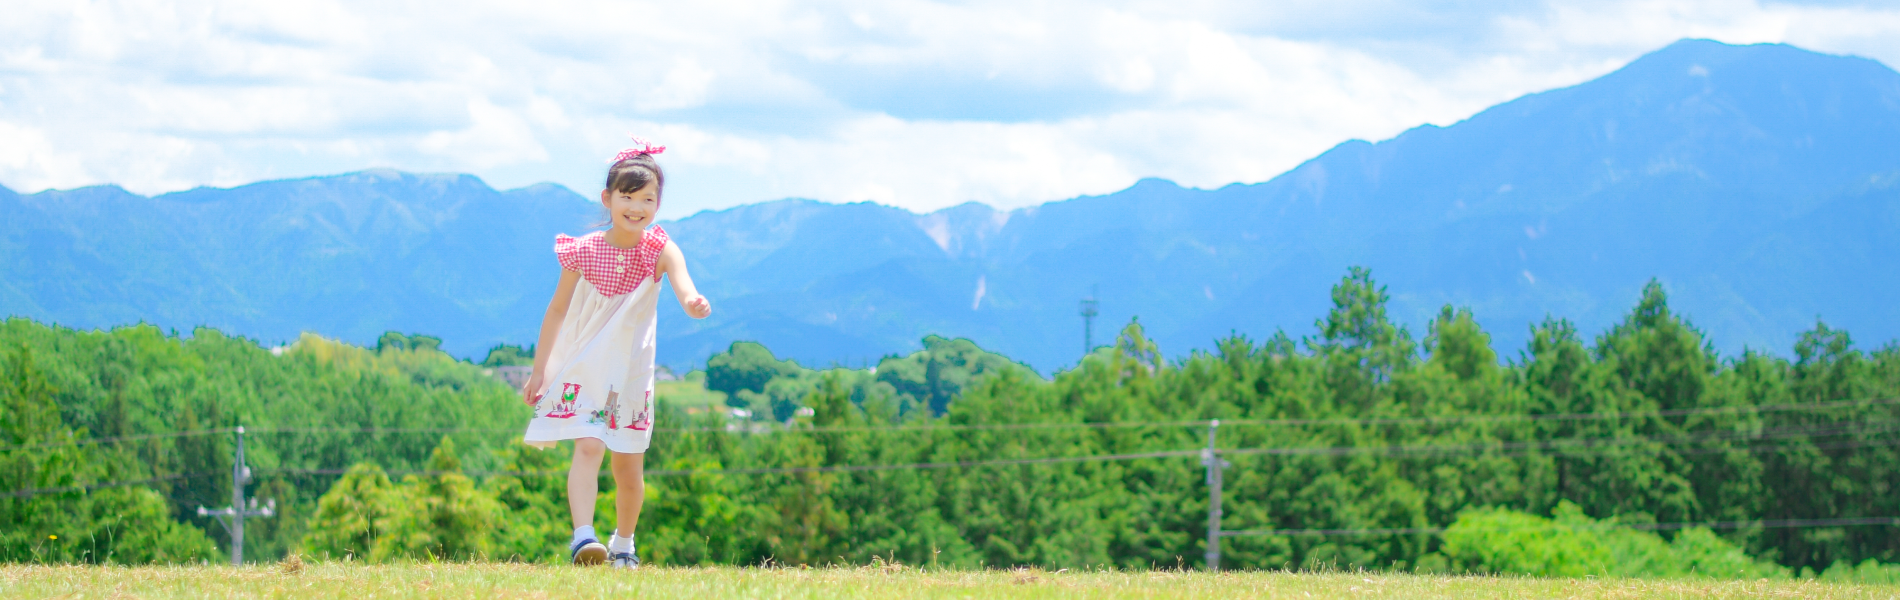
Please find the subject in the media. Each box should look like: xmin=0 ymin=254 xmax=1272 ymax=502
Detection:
xmin=523 ymin=226 xmax=670 ymax=454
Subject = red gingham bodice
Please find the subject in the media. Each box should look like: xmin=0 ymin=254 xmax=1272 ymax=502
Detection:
xmin=554 ymin=227 xmax=669 ymax=297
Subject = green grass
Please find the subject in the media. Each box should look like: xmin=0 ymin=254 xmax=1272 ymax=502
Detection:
xmin=656 ymin=371 xmax=729 ymax=412
xmin=5 ymin=562 xmax=1896 ymax=599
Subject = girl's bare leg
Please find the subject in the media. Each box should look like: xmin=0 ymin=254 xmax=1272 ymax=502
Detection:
xmin=569 ymin=438 xmax=607 ymax=529
xmin=610 ymin=452 xmax=646 ymax=537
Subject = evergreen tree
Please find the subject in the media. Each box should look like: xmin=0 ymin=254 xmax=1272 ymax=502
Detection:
xmin=9 ymin=266 xmax=1900 ymax=575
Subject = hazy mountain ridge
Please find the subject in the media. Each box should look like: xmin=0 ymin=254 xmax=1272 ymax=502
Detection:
xmin=2 ymin=170 xmax=599 ymax=357
xmin=5 ymin=39 xmax=1897 ymax=370
xmin=663 ymin=39 xmax=1900 ymax=368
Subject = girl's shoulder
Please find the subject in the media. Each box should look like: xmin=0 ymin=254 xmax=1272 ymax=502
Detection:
xmin=555 ymin=229 xmax=608 ymax=248
xmin=634 ymin=227 xmax=669 ymax=273
xmin=554 ymin=228 xmax=671 ymax=293
xmin=554 ymin=230 xmax=607 ymax=271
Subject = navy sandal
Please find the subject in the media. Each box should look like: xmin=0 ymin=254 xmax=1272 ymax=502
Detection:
xmin=570 ymin=538 xmax=608 ymax=565
xmin=609 ymin=549 xmax=640 ymax=569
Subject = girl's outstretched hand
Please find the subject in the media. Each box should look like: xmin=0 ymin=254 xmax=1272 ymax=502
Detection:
xmin=684 ymin=294 xmax=712 ymax=319
xmin=521 ymin=372 xmax=543 ymax=407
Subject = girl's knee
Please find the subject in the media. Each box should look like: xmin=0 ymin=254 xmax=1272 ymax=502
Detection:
xmin=611 ymin=452 xmax=645 ymax=472
xmin=573 ymin=437 xmax=607 ymax=457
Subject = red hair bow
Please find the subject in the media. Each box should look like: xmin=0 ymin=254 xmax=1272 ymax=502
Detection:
xmin=611 ymin=135 xmax=666 ymax=162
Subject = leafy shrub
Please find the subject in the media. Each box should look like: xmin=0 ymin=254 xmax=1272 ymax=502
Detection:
xmin=303 ymin=464 xmax=401 ymax=561
xmin=1438 ymin=502 xmax=1788 ymax=579
xmin=303 ymin=438 xmax=502 ymax=562
xmin=1818 ymin=559 xmax=1900 ymax=584
xmin=82 ymin=487 xmax=223 ymax=564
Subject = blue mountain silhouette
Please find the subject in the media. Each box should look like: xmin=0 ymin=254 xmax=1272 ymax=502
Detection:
xmin=4 ymin=39 xmax=1896 ymax=371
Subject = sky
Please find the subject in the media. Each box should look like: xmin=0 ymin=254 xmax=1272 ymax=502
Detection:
xmin=3 ymin=0 xmax=1899 ymax=216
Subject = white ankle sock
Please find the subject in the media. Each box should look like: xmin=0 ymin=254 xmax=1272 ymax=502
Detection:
xmin=572 ymin=526 xmax=597 ymax=546
xmin=609 ymin=533 xmax=634 ymax=553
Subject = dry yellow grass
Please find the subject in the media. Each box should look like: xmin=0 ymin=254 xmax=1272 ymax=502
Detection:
xmin=4 ymin=562 xmax=1897 ymax=599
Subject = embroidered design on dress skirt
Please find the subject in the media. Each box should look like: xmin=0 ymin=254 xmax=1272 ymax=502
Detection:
xmin=604 ymin=388 xmax=623 ymax=430
xmin=630 ymin=390 xmax=653 ymax=431
xmin=547 ymin=383 xmax=581 ymax=419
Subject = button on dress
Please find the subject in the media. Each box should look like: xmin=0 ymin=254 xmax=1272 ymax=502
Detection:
xmin=523 ymin=226 xmax=670 ymax=454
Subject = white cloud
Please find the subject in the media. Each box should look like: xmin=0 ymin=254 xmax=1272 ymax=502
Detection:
xmin=417 ymin=97 xmax=551 ymax=168
xmin=0 ymin=0 xmax=1897 ymax=214
xmin=638 ymin=59 xmax=717 ymax=112
xmin=0 ymin=122 xmax=86 ymax=190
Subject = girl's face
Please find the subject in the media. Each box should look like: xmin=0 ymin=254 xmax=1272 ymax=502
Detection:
xmin=600 ymin=181 xmax=659 ymax=233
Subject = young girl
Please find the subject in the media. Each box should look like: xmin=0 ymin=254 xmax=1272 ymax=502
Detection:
xmin=521 ymin=136 xmax=712 ymax=568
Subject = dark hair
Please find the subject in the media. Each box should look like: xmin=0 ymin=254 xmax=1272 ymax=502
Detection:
xmin=607 ymin=154 xmax=665 ymax=198
xmin=599 ymin=153 xmax=665 ymax=228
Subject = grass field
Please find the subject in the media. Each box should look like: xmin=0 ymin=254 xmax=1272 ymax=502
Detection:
xmin=655 ymin=372 xmax=730 ymax=414
xmin=6 ymin=562 xmax=1897 ymax=599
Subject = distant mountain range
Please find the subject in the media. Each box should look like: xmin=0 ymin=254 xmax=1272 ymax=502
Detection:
xmin=5 ymin=39 xmax=1897 ymax=371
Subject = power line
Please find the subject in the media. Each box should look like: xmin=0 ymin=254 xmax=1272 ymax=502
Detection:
xmin=7 ymin=397 xmax=1895 ymax=505
xmin=673 ymin=395 xmax=1900 ymax=434
xmin=250 ymin=425 xmax=1900 ymax=482
xmin=0 ymin=426 xmax=524 ymax=453
xmin=655 ymin=448 xmax=1197 ymax=475
xmin=214 ymin=395 xmax=1900 ymax=438
xmin=246 ymin=421 xmax=1900 ymax=482
xmin=229 ymin=432 xmax=1900 ymax=511
xmin=1 ymin=472 xmax=216 ymax=499
xmin=0 ymin=428 xmax=233 ymax=453
xmin=1225 ymin=526 xmax=1444 ymax=537
xmin=248 ymin=427 xmax=519 ymax=435
xmin=258 ymin=448 xmax=1201 ymax=479
xmin=25 ymin=414 xmax=1899 ymax=486
xmin=1219 ymin=517 xmax=1900 ymax=538
xmin=1212 ymin=396 xmax=1900 ymax=429
xmin=661 ymin=420 xmax=1212 ymax=434
xmin=1632 ymin=517 xmax=1900 ymax=532
xmin=12 ymin=395 xmax=1893 ymax=453
xmin=1220 ymin=422 xmax=1900 ymax=459
xmin=241 ymin=422 xmax=1213 ymax=435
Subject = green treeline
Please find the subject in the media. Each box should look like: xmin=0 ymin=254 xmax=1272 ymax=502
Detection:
xmin=4 ymin=268 xmax=1900 ymax=580
xmin=0 ymin=325 xmax=531 ymax=563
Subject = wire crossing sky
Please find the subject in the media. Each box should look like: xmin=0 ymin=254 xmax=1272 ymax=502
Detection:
xmin=4 ymin=1 xmax=1899 ymax=215
xmin=9 ymin=394 xmax=1898 ymax=452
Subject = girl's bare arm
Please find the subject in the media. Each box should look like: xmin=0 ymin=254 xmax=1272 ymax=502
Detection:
xmin=658 ymin=240 xmax=712 ymax=318
xmin=523 ymin=269 xmax=582 ymax=405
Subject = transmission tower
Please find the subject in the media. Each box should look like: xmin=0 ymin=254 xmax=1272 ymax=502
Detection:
xmin=1080 ymin=287 xmax=1099 ymax=356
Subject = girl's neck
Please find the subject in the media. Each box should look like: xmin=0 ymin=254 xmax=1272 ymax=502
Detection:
xmin=603 ymin=227 xmax=644 ymax=249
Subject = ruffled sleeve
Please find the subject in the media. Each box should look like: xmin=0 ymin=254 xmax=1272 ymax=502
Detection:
xmin=641 ymin=226 xmax=670 ymax=282
xmin=646 ymin=226 xmax=670 ymax=252
xmin=554 ymin=234 xmax=583 ymax=272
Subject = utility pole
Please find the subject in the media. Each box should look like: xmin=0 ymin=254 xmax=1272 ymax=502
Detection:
xmin=1079 ymin=287 xmax=1099 ymax=356
xmin=199 ymin=426 xmax=274 ymax=566
xmin=1202 ymin=419 xmax=1230 ymax=571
